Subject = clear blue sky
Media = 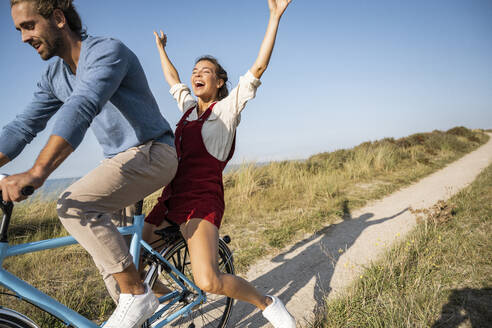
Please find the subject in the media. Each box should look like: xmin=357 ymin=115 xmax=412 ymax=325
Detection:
xmin=1 ymin=0 xmax=491 ymax=178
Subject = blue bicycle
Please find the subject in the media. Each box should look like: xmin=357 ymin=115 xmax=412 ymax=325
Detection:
xmin=0 ymin=188 xmax=234 ymax=328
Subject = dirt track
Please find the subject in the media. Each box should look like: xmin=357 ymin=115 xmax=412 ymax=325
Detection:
xmin=230 ymin=133 xmax=492 ymax=327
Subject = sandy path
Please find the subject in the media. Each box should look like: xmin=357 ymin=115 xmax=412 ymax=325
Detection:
xmin=229 ymin=133 xmax=492 ymax=327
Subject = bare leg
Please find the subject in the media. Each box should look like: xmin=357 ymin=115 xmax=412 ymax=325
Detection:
xmin=181 ymin=219 xmax=272 ymax=310
xmin=113 ymin=264 xmax=145 ymax=294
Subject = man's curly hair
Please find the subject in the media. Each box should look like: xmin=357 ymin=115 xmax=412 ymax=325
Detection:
xmin=10 ymin=0 xmax=86 ymax=37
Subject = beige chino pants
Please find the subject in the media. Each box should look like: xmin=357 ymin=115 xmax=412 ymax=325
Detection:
xmin=57 ymin=141 xmax=177 ymax=302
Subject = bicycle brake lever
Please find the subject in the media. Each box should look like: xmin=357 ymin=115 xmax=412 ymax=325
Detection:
xmin=0 ymin=186 xmax=35 ymax=199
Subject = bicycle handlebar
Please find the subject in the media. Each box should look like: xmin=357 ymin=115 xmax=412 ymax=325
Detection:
xmin=20 ymin=186 xmax=35 ymax=197
xmin=0 ymin=186 xmax=35 ymax=242
xmin=0 ymin=185 xmax=35 ymax=200
xmin=0 ymin=172 xmax=35 ymax=199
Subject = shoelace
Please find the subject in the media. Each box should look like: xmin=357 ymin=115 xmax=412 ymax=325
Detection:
xmin=112 ymin=297 xmax=136 ymax=323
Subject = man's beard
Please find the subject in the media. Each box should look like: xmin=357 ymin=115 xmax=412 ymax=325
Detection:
xmin=39 ymin=25 xmax=63 ymax=60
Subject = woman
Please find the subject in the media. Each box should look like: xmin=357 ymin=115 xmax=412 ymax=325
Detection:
xmin=144 ymin=0 xmax=295 ymax=327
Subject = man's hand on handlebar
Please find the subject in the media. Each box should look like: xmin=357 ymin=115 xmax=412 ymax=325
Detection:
xmin=0 ymin=171 xmax=41 ymax=202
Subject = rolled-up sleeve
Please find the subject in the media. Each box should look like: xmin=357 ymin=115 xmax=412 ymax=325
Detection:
xmin=212 ymin=70 xmax=261 ymax=124
xmin=0 ymin=71 xmax=62 ymax=160
xmin=51 ymin=40 xmax=129 ymax=150
xmin=169 ymin=83 xmax=197 ymax=113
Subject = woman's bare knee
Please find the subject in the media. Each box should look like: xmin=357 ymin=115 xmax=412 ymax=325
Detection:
xmin=194 ymin=271 xmax=223 ymax=294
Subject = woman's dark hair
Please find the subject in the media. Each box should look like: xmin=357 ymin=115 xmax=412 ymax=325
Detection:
xmin=11 ymin=0 xmax=86 ymax=38
xmin=195 ymin=55 xmax=229 ymax=100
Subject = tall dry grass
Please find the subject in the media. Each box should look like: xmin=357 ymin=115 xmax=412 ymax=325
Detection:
xmin=221 ymin=128 xmax=489 ymax=270
xmin=0 ymin=127 xmax=488 ymax=326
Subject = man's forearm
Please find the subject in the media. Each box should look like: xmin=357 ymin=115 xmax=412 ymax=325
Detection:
xmin=0 ymin=135 xmax=73 ymax=202
xmin=30 ymin=135 xmax=74 ymax=181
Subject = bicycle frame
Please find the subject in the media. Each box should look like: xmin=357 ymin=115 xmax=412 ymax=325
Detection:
xmin=0 ymin=208 xmax=205 ymax=328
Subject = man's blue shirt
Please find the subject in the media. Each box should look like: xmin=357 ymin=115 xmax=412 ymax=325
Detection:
xmin=0 ymin=35 xmax=174 ymax=160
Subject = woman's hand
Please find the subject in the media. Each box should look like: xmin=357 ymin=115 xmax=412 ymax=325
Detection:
xmin=268 ymin=0 xmax=292 ymax=19
xmin=250 ymin=0 xmax=291 ymax=78
xmin=153 ymin=30 xmax=181 ymax=87
xmin=154 ymin=30 xmax=167 ymax=50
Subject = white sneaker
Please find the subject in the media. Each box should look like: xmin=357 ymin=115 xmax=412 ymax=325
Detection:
xmin=262 ymin=295 xmax=296 ymax=328
xmin=104 ymin=284 xmax=159 ymax=328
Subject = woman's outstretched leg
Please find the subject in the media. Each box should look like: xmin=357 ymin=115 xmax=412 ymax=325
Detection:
xmin=181 ymin=218 xmax=270 ymax=309
xmin=181 ymin=218 xmax=296 ymax=327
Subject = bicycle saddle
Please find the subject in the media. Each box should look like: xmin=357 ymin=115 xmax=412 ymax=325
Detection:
xmin=154 ymin=225 xmax=180 ymax=238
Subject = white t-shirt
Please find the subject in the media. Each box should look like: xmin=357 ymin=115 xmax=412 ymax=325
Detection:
xmin=169 ymin=70 xmax=261 ymax=161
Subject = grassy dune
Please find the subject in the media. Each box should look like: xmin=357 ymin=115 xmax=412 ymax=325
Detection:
xmin=314 ymin=160 xmax=492 ymax=327
xmin=0 ymin=127 xmax=488 ymax=326
xmin=220 ymin=127 xmax=489 ymax=271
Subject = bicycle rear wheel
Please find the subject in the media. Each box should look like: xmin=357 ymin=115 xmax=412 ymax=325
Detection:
xmin=146 ymin=237 xmax=235 ymax=328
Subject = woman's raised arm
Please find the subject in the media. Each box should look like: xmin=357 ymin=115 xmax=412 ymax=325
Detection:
xmin=250 ymin=0 xmax=292 ymax=79
xmin=154 ymin=30 xmax=182 ymax=87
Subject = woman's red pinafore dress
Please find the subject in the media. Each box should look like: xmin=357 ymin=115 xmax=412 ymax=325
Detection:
xmin=145 ymin=103 xmax=235 ymax=229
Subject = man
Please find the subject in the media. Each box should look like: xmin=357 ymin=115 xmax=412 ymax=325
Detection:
xmin=0 ymin=1 xmax=177 ymax=327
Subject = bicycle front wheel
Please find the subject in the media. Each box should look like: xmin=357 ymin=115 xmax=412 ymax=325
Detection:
xmin=0 ymin=308 xmax=39 ymax=328
xmin=146 ymin=237 xmax=235 ymax=328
